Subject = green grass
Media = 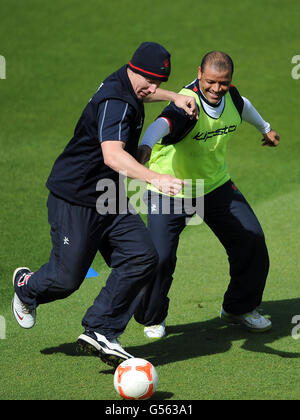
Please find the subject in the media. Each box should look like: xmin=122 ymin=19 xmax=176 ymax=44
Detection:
xmin=1 ymin=0 xmax=300 ymax=401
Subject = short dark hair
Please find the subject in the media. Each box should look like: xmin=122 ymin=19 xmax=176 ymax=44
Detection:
xmin=200 ymin=51 xmax=234 ymax=76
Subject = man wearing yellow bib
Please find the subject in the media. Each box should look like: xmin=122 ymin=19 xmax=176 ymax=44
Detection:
xmin=134 ymin=51 xmax=280 ymax=336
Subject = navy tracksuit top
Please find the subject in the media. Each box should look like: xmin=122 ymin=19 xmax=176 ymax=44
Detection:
xmin=46 ymin=65 xmax=145 ymax=208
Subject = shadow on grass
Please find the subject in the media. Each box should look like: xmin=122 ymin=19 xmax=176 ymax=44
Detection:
xmin=41 ymin=298 xmax=300 ymax=369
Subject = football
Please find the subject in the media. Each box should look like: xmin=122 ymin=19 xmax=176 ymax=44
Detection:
xmin=114 ymin=358 xmax=159 ymax=400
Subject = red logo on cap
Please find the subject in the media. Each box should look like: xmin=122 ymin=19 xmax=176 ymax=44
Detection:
xmin=160 ymin=59 xmax=170 ymax=73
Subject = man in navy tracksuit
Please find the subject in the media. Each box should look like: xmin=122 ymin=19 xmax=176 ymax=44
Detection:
xmin=11 ymin=42 xmax=197 ymax=368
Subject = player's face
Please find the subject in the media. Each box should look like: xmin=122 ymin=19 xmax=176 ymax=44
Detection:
xmin=198 ymin=65 xmax=232 ymax=104
xmin=128 ymin=69 xmax=161 ymax=100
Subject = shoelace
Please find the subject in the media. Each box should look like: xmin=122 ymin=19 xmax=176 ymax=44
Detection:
xmin=21 ymin=301 xmax=33 ymax=315
xmin=245 ymin=310 xmax=261 ymax=319
xmin=111 ymin=338 xmax=125 ymax=348
xmin=145 ymin=324 xmax=162 ymax=331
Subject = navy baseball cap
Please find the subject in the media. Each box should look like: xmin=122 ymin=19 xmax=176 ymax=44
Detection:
xmin=128 ymin=42 xmax=171 ymax=81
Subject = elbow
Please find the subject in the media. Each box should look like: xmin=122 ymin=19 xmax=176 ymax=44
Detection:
xmin=103 ymin=151 xmax=122 ymax=173
xmin=101 ymin=141 xmax=126 ymax=172
xmin=103 ymin=154 xmax=116 ymax=169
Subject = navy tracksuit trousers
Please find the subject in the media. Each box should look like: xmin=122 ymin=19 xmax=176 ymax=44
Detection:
xmin=16 ymin=192 xmax=158 ymax=339
xmin=134 ymin=180 xmax=269 ymax=326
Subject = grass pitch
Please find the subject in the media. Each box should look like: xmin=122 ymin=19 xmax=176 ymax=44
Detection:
xmin=1 ymin=0 xmax=300 ymax=401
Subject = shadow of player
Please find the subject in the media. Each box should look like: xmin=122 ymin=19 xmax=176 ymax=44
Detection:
xmin=41 ymin=298 xmax=300 ymax=369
